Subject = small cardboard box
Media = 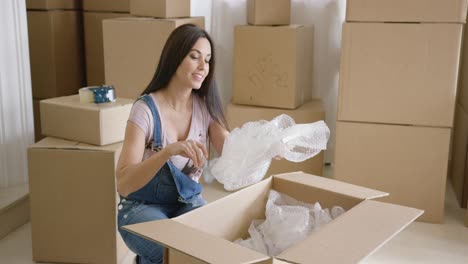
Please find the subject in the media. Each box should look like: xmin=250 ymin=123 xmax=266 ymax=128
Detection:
xmin=40 ymin=95 xmax=133 ymax=146
xmin=103 ymin=17 xmax=204 ymax=99
xmin=346 ymin=0 xmax=468 ymax=23
xmin=233 ymin=25 xmax=313 ymax=109
xmin=130 ymin=0 xmax=191 ymax=18
xmin=84 ymin=12 xmax=130 ymax=86
xmin=26 ymin=0 xmax=81 ymax=10
xmin=124 ymin=172 xmax=423 ymax=263
xmin=28 ymin=137 xmax=128 ymax=264
xmin=247 ymin=0 xmax=291 ymax=25
xmin=450 ymin=104 xmax=468 ymax=208
xmin=83 ymin=0 xmax=129 ymax=12
xmin=334 ymin=121 xmax=451 ymax=223
xmin=226 ymin=100 xmax=325 ymax=176
xmin=338 ymin=22 xmax=462 ymax=127
xmin=27 ymin=10 xmax=85 ymax=99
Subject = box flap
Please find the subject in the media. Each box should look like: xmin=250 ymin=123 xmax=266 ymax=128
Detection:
xmin=41 ymin=94 xmax=134 ymax=111
xmin=123 ymin=219 xmax=269 ymax=264
xmin=277 ymin=200 xmax=423 ymax=263
xmin=273 ymin=172 xmax=388 ymax=200
xmin=29 ymin=137 xmax=122 ymax=152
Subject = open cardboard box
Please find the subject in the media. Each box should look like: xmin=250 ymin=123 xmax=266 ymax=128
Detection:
xmin=124 ymin=172 xmax=423 ymax=263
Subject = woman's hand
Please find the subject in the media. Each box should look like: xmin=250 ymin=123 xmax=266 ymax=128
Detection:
xmin=164 ymin=140 xmax=208 ymax=168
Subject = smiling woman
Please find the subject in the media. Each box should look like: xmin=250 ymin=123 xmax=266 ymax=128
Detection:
xmin=115 ymin=24 xmax=229 ymax=264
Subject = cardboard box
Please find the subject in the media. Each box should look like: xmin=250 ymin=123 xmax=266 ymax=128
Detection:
xmin=465 ymin=207 xmax=468 ymax=227
xmin=247 ymin=0 xmax=291 ymax=25
xmin=346 ymin=0 xmax=468 ymax=23
xmin=83 ymin=0 xmax=129 ymax=12
xmin=458 ymin=24 xmax=468 ymax=112
xmin=334 ymin=121 xmax=451 ymax=223
xmin=338 ymin=23 xmax=462 ymax=127
xmin=103 ymin=17 xmax=205 ymax=99
xmin=32 ymin=99 xmax=45 ymax=142
xmin=27 ymin=10 xmax=85 ymax=99
xmin=226 ymin=100 xmax=325 ymax=176
xmin=40 ymin=95 xmax=133 ymax=146
xmin=450 ymin=104 xmax=468 ymax=208
xmin=84 ymin=12 xmax=130 ymax=86
xmin=123 ymin=172 xmax=423 ymax=263
xmin=28 ymin=137 xmax=128 ymax=263
xmin=233 ymin=25 xmax=313 ymax=109
xmin=130 ymin=0 xmax=191 ymax=18
xmin=26 ymin=0 xmax=81 ymax=10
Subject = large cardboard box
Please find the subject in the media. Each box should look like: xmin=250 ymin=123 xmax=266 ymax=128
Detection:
xmin=26 ymin=0 xmax=81 ymax=10
xmin=130 ymin=0 xmax=191 ymax=18
xmin=32 ymin=99 xmax=45 ymax=142
xmin=27 ymin=10 xmax=85 ymax=99
xmin=451 ymin=104 xmax=468 ymax=208
xmin=233 ymin=25 xmax=313 ymax=109
xmin=40 ymin=95 xmax=133 ymax=146
xmin=247 ymin=0 xmax=291 ymax=25
xmin=346 ymin=0 xmax=468 ymax=23
xmin=123 ymin=172 xmax=423 ymax=263
xmin=334 ymin=121 xmax=451 ymax=223
xmin=338 ymin=23 xmax=462 ymax=127
xmin=226 ymin=100 xmax=325 ymax=176
xmin=83 ymin=0 xmax=129 ymax=12
xmin=84 ymin=12 xmax=130 ymax=86
xmin=103 ymin=17 xmax=204 ymax=99
xmin=28 ymin=137 xmax=128 ymax=264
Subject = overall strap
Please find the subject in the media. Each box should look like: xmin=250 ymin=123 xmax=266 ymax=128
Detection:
xmin=139 ymin=94 xmax=163 ymax=152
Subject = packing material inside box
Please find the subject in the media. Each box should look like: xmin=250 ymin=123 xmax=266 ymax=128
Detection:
xmin=28 ymin=137 xmax=128 ymax=264
xmin=247 ymin=0 xmax=291 ymax=25
xmin=40 ymin=94 xmax=133 ymax=146
xmin=124 ymin=172 xmax=423 ymax=263
xmin=130 ymin=0 xmax=191 ymax=18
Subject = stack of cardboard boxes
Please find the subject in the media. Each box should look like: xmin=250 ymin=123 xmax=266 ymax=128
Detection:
xmin=334 ymin=0 xmax=467 ymax=223
xmin=228 ymin=0 xmax=324 ymax=177
xmin=28 ymin=94 xmax=133 ymax=263
xmin=103 ymin=0 xmax=204 ymax=99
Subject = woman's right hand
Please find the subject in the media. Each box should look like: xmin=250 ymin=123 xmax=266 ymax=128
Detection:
xmin=164 ymin=140 xmax=208 ymax=168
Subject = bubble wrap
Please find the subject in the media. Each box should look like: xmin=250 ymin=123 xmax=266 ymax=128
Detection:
xmin=207 ymin=114 xmax=330 ymax=191
xmin=235 ymin=190 xmax=345 ymax=256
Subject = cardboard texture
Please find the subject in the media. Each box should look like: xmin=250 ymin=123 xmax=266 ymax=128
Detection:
xmin=450 ymin=104 xmax=468 ymax=208
xmin=233 ymin=25 xmax=313 ymax=109
xmin=458 ymin=24 xmax=468 ymax=112
xmin=0 ymin=196 xmax=29 ymax=241
xmin=84 ymin=12 xmax=130 ymax=86
xmin=27 ymin=10 xmax=85 ymax=99
xmin=40 ymin=95 xmax=133 ymax=146
xmin=338 ymin=22 xmax=462 ymax=127
xmin=334 ymin=121 xmax=451 ymax=223
xmin=123 ymin=172 xmax=422 ymax=263
xmin=465 ymin=207 xmax=468 ymax=227
xmin=103 ymin=17 xmax=205 ymax=99
xmin=28 ymin=137 xmax=128 ymax=263
xmin=130 ymin=0 xmax=191 ymax=18
xmin=346 ymin=0 xmax=468 ymax=23
xmin=247 ymin=0 xmax=291 ymax=25
xmin=83 ymin=0 xmax=129 ymax=12
xmin=226 ymin=100 xmax=325 ymax=176
xmin=26 ymin=0 xmax=81 ymax=10
xmin=32 ymin=99 xmax=45 ymax=142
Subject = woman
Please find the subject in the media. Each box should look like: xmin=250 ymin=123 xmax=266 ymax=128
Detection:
xmin=116 ymin=24 xmax=229 ymax=264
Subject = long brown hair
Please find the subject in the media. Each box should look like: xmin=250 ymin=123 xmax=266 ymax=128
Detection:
xmin=141 ymin=24 xmax=228 ymax=129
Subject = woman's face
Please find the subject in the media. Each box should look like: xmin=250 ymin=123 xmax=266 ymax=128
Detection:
xmin=174 ymin=37 xmax=212 ymax=90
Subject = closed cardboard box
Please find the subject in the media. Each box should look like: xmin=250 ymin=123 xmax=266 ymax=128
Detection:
xmin=346 ymin=0 xmax=468 ymax=23
xmin=338 ymin=23 xmax=462 ymax=127
xmin=130 ymin=0 xmax=191 ymax=18
xmin=84 ymin=12 xmax=130 ymax=86
xmin=247 ymin=0 xmax=291 ymax=25
xmin=83 ymin=0 xmax=129 ymax=12
xmin=27 ymin=11 xmax=85 ymax=99
xmin=32 ymin=99 xmax=45 ymax=142
xmin=451 ymin=104 xmax=468 ymax=208
xmin=226 ymin=100 xmax=325 ymax=176
xmin=28 ymin=137 xmax=128 ymax=264
xmin=123 ymin=172 xmax=422 ymax=263
xmin=103 ymin=17 xmax=204 ymax=99
xmin=40 ymin=95 xmax=133 ymax=146
xmin=334 ymin=121 xmax=451 ymax=223
xmin=26 ymin=0 xmax=81 ymax=10
xmin=233 ymin=25 xmax=313 ymax=109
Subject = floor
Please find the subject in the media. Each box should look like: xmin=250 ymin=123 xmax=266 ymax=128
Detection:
xmin=1 ymin=167 xmax=467 ymax=263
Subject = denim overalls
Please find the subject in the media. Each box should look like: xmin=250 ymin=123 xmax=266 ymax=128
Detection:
xmin=117 ymin=94 xmax=206 ymax=264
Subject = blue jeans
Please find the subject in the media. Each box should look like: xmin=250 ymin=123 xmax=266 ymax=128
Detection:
xmin=118 ymin=195 xmax=206 ymax=264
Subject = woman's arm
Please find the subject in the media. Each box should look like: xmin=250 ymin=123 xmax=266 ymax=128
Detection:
xmin=208 ymin=121 xmax=229 ymax=156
